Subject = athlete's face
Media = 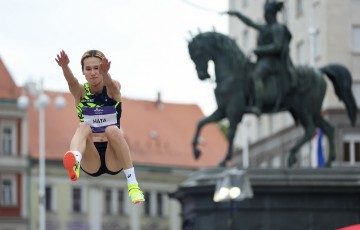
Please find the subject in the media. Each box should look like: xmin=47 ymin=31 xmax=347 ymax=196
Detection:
xmin=83 ymin=57 xmax=102 ymax=86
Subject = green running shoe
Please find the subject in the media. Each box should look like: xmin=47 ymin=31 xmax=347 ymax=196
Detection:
xmin=128 ymin=183 xmax=145 ymax=204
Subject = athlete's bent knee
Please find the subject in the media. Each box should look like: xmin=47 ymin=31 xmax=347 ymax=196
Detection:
xmin=105 ymin=125 xmax=121 ymax=137
xmin=77 ymin=122 xmax=92 ymax=134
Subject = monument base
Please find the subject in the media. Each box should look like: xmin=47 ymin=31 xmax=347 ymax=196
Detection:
xmin=170 ymin=168 xmax=360 ymax=230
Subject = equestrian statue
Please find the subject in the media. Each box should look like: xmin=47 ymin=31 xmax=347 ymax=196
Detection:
xmin=188 ymin=0 xmax=357 ymax=167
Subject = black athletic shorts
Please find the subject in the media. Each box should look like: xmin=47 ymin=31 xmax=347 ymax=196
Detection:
xmin=80 ymin=142 xmax=123 ymax=177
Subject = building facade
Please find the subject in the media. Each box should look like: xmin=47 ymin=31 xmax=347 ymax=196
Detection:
xmin=0 ymin=58 xmax=29 ymax=230
xmin=228 ymin=0 xmax=360 ymax=168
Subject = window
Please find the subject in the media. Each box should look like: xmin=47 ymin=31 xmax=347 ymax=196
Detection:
xmin=242 ymin=0 xmax=248 ymax=7
xmin=282 ymin=2 xmax=289 ymax=25
xmin=352 ymin=83 xmax=360 ymax=108
xmin=243 ymin=29 xmax=249 ymax=52
xmin=259 ymin=159 xmax=269 ymax=168
xmin=300 ymin=144 xmax=311 ymax=168
xmin=104 ymin=189 xmax=112 ymax=214
xmin=2 ymin=180 xmax=13 ymax=206
xmin=117 ymin=190 xmax=124 ymax=215
xmin=0 ymin=121 xmax=17 ymax=156
xmin=103 ymin=189 xmax=125 ymax=215
xmin=3 ymin=128 xmax=12 ymax=155
xmin=45 ymin=186 xmax=56 ymax=212
xmin=156 ymin=193 xmax=163 ymax=217
xmin=296 ymin=40 xmax=305 ymax=64
xmin=343 ymin=142 xmax=360 ymax=163
xmin=296 ymin=0 xmax=304 ymax=16
xmin=352 ymin=25 xmax=360 ymax=52
xmin=1 ymin=175 xmax=17 ymax=206
xmin=314 ymin=30 xmax=321 ymax=59
xmin=46 ymin=186 xmax=52 ymax=211
xmin=313 ymin=0 xmax=320 ymax=6
xmin=72 ymin=187 xmax=82 ymax=213
xmin=140 ymin=191 xmax=167 ymax=217
xmin=271 ymin=155 xmax=282 ymax=168
xmin=144 ymin=192 xmax=150 ymax=216
xmin=343 ymin=134 xmax=360 ymax=165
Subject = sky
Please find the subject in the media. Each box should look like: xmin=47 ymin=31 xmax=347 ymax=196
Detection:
xmin=0 ymin=0 xmax=229 ymax=115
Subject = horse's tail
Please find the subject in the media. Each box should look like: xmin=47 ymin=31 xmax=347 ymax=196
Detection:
xmin=320 ymin=64 xmax=358 ymax=126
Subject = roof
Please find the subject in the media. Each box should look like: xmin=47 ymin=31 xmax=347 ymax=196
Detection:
xmin=0 ymin=57 xmax=20 ymax=99
xmin=26 ymin=91 xmax=227 ymax=169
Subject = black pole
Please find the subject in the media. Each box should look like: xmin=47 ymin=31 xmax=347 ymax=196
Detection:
xmin=229 ymin=199 xmax=236 ymax=230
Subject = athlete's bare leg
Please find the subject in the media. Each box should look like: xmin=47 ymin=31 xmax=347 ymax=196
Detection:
xmin=104 ymin=125 xmax=133 ymax=171
xmin=104 ymin=125 xmax=144 ymax=204
xmin=69 ymin=122 xmax=92 ymax=153
xmin=69 ymin=122 xmax=100 ymax=173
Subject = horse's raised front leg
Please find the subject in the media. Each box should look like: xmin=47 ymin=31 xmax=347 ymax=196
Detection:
xmin=288 ymin=114 xmax=316 ymax=167
xmin=193 ymin=109 xmax=225 ymax=160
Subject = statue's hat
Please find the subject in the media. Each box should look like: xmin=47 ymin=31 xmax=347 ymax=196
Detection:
xmin=265 ymin=0 xmax=284 ymax=13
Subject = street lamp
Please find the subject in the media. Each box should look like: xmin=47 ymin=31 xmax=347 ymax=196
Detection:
xmin=213 ymin=168 xmax=253 ymax=229
xmin=17 ymin=79 xmax=66 ymax=230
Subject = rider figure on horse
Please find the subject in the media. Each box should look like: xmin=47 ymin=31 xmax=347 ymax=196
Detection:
xmin=224 ymin=0 xmax=297 ymax=115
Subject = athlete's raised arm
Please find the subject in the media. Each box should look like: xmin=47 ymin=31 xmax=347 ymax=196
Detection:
xmin=55 ymin=50 xmax=83 ymax=102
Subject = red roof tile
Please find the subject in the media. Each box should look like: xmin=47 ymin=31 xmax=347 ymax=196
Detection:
xmin=26 ymin=91 xmax=78 ymax=161
xmin=0 ymin=57 xmax=20 ymax=99
xmin=121 ymin=98 xmax=227 ymax=168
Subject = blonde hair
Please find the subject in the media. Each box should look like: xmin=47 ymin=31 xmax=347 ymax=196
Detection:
xmin=80 ymin=50 xmax=105 ymax=70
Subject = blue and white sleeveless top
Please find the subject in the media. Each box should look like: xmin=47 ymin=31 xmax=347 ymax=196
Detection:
xmin=76 ymin=83 xmax=122 ymax=133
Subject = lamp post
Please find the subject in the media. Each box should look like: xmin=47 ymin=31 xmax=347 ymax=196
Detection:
xmin=213 ymin=168 xmax=253 ymax=229
xmin=17 ymin=79 xmax=66 ymax=230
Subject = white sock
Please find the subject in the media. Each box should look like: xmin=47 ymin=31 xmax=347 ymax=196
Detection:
xmin=124 ymin=167 xmax=138 ymax=185
xmin=72 ymin=150 xmax=82 ymax=162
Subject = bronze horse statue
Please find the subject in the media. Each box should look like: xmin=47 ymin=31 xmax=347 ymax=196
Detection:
xmin=188 ymin=31 xmax=357 ymax=167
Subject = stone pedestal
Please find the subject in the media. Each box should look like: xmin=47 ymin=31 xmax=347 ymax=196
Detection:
xmin=170 ymin=168 xmax=360 ymax=230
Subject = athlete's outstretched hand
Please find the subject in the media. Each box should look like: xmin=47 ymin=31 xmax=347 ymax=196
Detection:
xmin=99 ymin=57 xmax=111 ymax=75
xmin=55 ymin=50 xmax=70 ymax=68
